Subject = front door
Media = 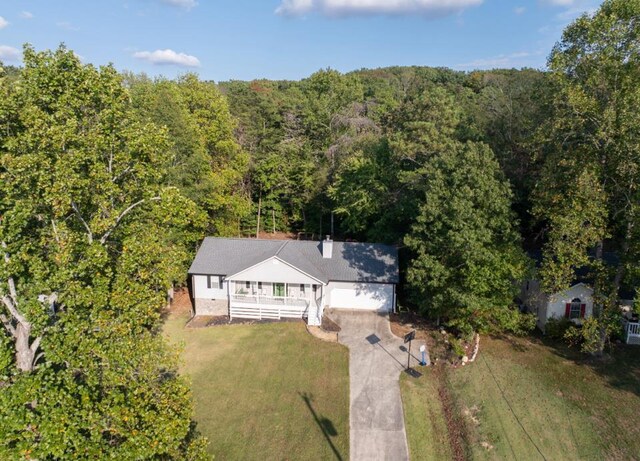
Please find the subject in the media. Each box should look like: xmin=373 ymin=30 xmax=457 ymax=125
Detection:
xmin=273 ymin=283 xmax=285 ymax=297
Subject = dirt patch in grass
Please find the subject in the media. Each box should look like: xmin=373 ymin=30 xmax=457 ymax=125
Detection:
xmin=168 ymin=287 xmax=192 ymax=316
xmin=390 ymin=313 xmax=461 ymax=367
xmin=401 ymin=367 xmax=456 ymax=461
xmin=390 ymin=312 xmax=432 ymax=339
xmin=187 ymin=315 xmax=305 ymax=328
xmin=255 ymin=231 xmax=298 ymax=240
xmin=436 ymin=365 xmax=468 ymax=461
xmin=186 ymin=315 xmax=220 ymax=328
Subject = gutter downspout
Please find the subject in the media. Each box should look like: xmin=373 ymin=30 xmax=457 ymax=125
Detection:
xmin=393 ymin=284 xmax=397 ymax=314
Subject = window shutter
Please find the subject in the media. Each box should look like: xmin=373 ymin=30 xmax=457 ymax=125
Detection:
xmin=580 ymin=304 xmax=586 ymax=318
xmin=207 ymin=276 xmax=211 ymax=289
xmin=565 ymin=303 xmax=571 ymax=318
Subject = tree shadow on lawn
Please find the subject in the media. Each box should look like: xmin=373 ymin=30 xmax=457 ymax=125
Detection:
xmin=299 ymin=392 xmax=343 ymax=461
xmin=535 ymin=334 xmax=640 ymax=398
xmin=488 ymin=329 xmax=640 ymax=396
xmin=487 ymin=333 xmax=532 ymax=353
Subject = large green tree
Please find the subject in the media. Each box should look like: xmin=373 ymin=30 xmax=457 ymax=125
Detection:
xmin=128 ymin=73 xmax=250 ymax=236
xmin=0 ymin=46 xmax=207 ymax=458
xmin=534 ymin=0 xmax=640 ymax=352
xmin=405 ymin=142 xmax=530 ymax=336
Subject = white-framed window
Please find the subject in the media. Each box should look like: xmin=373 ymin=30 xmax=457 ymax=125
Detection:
xmin=245 ymin=281 xmax=251 ymax=289
xmin=568 ymin=298 xmax=584 ymax=319
xmin=258 ymin=281 xmax=263 ymax=290
xmin=300 ymin=284 xmax=305 ymax=295
xmin=207 ymin=275 xmax=221 ymax=289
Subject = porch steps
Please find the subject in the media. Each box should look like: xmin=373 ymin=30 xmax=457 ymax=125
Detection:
xmin=307 ymin=302 xmax=321 ymax=326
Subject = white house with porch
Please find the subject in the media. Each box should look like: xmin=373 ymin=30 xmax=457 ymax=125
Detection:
xmin=521 ymin=280 xmax=594 ymax=332
xmin=188 ymin=237 xmax=399 ymax=326
xmin=521 ymin=279 xmax=640 ymax=344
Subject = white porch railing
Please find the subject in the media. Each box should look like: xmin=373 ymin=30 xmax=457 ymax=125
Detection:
xmin=626 ymin=322 xmax=640 ymax=345
xmin=230 ymin=294 xmax=309 ymax=321
xmin=231 ymin=294 xmax=308 ymax=306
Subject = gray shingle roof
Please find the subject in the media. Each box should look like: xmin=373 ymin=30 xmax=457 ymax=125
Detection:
xmin=188 ymin=238 xmax=399 ymax=284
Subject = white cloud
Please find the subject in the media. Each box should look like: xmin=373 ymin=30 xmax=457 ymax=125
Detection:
xmin=20 ymin=11 xmax=34 ymax=19
xmin=161 ymin=0 xmax=198 ymax=9
xmin=57 ymin=21 xmax=80 ymax=31
xmin=514 ymin=6 xmax=525 ymax=15
xmin=133 ymin=49 xmax=200 ymax=67
xmin=456 ymin=51 xmax=540 ymax=70
xmin=0 ymin=16 xmax=9 ymax=29
xmin=276 ymin=0 xmax=483 ymax=17
xmin=555 ymin=4 xmax=597 ymax=22
xmin=546 ymin=0 xmax=577 ymax=5
xmin=0 ymin=45 xmax=21 ymax=62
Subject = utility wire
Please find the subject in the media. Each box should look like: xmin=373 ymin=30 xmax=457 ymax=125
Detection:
xmin=481 ymin=355 xmax=548 ymax=461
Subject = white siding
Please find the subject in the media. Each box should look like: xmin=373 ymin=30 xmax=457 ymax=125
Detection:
xmin=546 ymin=283 xmax=594 ymax=324
xmin=193 ymin=275 xmax=228 ymax=300
xmin=227 ymin=257 xmax=321 ymax=285
xmin=327 ymin=281 xmax=393 ymax=311
xmin=523 ymin=281 xmax=593 ymax=331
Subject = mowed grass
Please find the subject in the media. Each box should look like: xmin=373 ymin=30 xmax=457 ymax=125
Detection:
xmin=402 ymin=335 xmax=640 ymax=461
xmin=401 ymin=369 xmax=453 ymax=461
xmin=163 ymin=315 xmax=350 ymax=460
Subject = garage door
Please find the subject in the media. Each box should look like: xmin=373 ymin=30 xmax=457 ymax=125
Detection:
xmin=328 ymin=282 xmax=394 ymax=311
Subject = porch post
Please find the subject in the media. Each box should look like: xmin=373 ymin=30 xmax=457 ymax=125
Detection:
xmin=227 ymin=278 xmax=231 ymax=320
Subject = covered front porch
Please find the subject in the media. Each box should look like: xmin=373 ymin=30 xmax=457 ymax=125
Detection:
xmin=228 ymin=280 xmax=324 ymax=325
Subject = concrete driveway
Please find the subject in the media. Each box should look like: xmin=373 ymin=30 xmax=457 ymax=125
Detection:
xmin=329 ymin=310 xmax=425 ymax=461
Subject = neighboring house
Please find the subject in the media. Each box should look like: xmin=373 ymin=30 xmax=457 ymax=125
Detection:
xmin=521 ymin=280 xmax=594 ymax=332
xmin=188 ymin=236 xmax=399 ymax=326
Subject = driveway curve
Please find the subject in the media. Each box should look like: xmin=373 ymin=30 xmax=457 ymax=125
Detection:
xmin=329 ymin=310 xmax=424 ymax=461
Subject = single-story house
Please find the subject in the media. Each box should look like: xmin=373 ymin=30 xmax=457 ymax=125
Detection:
xmin=521 ymin=251 xmax=635 ymax=333
xmin=521 ymin=280 xmax=594 ymax=332
xmin=187 ymin=236 xmax=399 ymax=326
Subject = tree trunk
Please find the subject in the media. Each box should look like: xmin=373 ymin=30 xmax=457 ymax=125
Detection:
xmin=15 ymin=323 xmax=36 ymax=372
xmin=613 ymin=220 xmax=633 ymax=295
xmin=272 ymin=209 xmax=276 ymax=234
xmin=330 ymin=211 xmax=334 ymax=238
xmin=593 ymin=239 xmax=607 ymax=356
xmin=256 ymin=193 xmax=262 ymax=239
xmin=595 ymin=239 xmax=603 ymax=260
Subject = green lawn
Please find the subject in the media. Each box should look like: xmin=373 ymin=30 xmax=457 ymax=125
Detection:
xmin=402 ymin=335 xmax=640 ymax=461
xmin=401 ymin=369 xmax=453 ymax=461
xmin=164 ymin=315 xmax=350 ymax=460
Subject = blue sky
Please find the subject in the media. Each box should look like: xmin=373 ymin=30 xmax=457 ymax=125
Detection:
xmin=0 ymin=0 xmax=602 ymax=82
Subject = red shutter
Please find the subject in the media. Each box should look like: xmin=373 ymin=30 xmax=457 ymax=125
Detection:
xmin=565 ymin=303 xmax=571 ymax=318
xmin=580 ymin=304 xmax=586 ymax=318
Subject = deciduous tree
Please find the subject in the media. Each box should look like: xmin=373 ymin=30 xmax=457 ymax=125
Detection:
xmin=534 ymin=0 xmax=640 ymax=352
xmin=0 ymin=45 xmax=207 ymax=458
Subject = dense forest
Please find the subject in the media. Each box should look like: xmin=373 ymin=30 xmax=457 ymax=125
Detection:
xmin=0 ymin=0 xmax=638 ymax=457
